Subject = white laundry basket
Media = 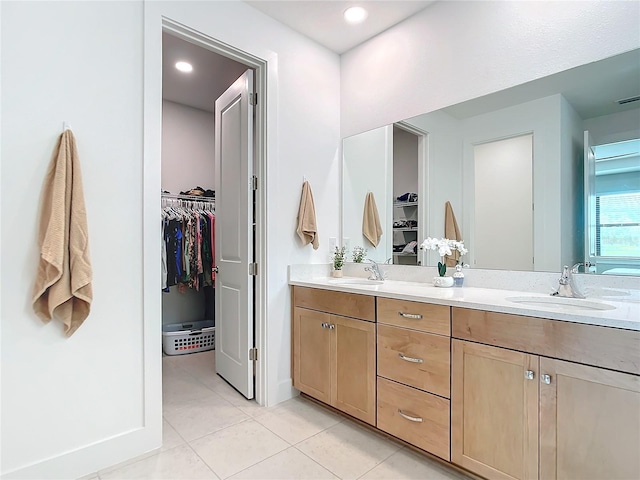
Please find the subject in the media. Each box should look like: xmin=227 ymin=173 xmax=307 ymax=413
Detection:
xmin=162 ymin=320 xmax=215 ymax=355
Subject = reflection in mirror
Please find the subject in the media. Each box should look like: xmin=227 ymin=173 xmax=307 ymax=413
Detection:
xmin=341 ymin=48 xmax=640 ymax=275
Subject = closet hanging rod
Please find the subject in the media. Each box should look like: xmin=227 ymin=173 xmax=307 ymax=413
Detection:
xmin=161 ymin=193 xmax=215 ymax=203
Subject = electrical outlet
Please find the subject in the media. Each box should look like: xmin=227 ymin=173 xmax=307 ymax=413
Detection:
xmin=329 ymin=237 xmax=337 ymax=253
xmin=343 ymin=237 xmax=351 ymax=252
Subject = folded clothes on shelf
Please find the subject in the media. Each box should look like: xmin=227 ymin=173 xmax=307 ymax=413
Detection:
xmin=396 ymin=192 xmax=418 ymax=202
xmin=402 ymin=240 xmax=418 ymax=253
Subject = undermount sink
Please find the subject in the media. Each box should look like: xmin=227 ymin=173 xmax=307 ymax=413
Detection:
xmin=328 ymin=278 xmax=384 ymax=286
xmin=506 ymin=296 xmax=616 ymax=311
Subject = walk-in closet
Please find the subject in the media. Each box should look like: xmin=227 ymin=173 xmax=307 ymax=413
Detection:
xmin=160 ymin=31 xmax=252 ymax=395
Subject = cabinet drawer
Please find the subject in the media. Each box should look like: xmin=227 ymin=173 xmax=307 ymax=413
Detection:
xmin=377 ymin=297 xmax=450 ymax=336
xmin=293 ymin=286 xmax=375 ymax=322
xmin=377 ymin=377 xmax=450 ymax=461
xmin=378 ymin=324 xmax=450 ymax=398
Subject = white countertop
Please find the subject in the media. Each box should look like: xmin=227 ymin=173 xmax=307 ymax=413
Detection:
xmin=289 ymin=276 xmax=640 ymax=331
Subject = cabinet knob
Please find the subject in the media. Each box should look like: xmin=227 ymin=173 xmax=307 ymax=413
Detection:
xmin=398 ymin=409 xmax=423 ymax=423
xmin=398 ymin=312 xmax=423 ymax=319
xmin=524 ymin=370 xmax=535 ymax=380
xmin=398 ymin=353 xmax=424 ymax=364
xmin=321 ymin=322 xmax=328 ymax=329
xmin=328 ymin=324 xmax=335 ymax=330
xmin=541 ymin=374 xmax=552 ymax=385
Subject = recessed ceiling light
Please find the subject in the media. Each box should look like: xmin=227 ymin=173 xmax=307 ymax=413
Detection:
xmin=175 ymin=61 xmax=193 ymax=73
xmin=344 ymin=6 xmax=368 ymax=24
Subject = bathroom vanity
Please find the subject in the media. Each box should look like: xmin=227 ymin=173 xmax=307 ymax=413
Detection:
xmin=290 ymin=273 xmax=640 ymax=480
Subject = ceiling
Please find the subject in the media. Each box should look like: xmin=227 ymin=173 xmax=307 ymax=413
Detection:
xmin=245 ymin=1 xmax=435 ymax=54
xmin=163 ymin=33 xmax=248 ymax=113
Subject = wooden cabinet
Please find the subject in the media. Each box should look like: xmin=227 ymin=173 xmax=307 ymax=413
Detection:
xmin=451 ymin=306 xmax=640 ymax=479
xmin=292 ymin=287 xmax=376 ymax=425
xmin=452 ymin=340 xmax=539 ymax=480
xmin=539 ymin=358 xmax=640 ymax=480
xmin=292 ymin=307 xmax=332 ymax=404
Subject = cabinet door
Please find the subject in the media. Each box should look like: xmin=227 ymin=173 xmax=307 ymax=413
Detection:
xmin=293 ymin=307 xmax=331 ymax=404
xmin=451 ymin=340 xmax=538 ymax=480
xmin=540 ymin=358 xmax=640 ymax=480
xmin=332 ymin=315 xmax=376 ymax=425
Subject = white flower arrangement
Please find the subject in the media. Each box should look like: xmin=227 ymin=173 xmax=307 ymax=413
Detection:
xmin=420 ymin=237 xmax=468 ymax=276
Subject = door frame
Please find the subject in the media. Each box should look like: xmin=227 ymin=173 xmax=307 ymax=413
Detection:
xmin=395 ymin=121 xmax=429 ymax=266
xmin=143 ymin=17 xmax=269 ymax=407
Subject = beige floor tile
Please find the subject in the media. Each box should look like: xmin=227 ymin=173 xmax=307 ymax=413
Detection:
xmin=359 ymin=448 xmax=471 ymax=480
xmin=190 ymin=419 xmax=289 ymax=479
xmin=162 ymin=419 xmax=185 ymax=451
xmin=162 ymin=373 xmax=219 ymax=411
xmin=100 ymin=444 xmax=218 ymax=480
xmin=228 ymin=447 xmax=337 ymax=480
xmin=209 ymin=380 xmax=266 ymax=417
xmin=253 ymin=397 xmax=342 ymax=444
xmin=296 ymin=421 xmax=400 ymax=479
xmin=164 ymin=395 xmax=249 ymax=442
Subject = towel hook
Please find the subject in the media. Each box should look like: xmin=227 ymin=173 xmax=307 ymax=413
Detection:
xmin=63 ymin=121 xmax=71 ymax=131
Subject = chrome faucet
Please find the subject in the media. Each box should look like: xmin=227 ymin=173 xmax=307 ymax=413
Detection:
xmin=365 ymin=259 xmax=386 ymax=281
xmin=551 ymin=264 xmax=585 ymax=298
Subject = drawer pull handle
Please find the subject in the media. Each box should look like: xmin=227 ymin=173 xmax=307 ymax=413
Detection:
xmin=398 ymin=312 xmax=423 ymax=319
xmin=398 ymin=409 xmax=423 ymax=423
xmin=398 ymin=353 xmax=424 ymax=364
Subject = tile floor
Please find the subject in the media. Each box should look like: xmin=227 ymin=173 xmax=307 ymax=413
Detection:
xmin=92 ymin=351 xmax=470 ymax=479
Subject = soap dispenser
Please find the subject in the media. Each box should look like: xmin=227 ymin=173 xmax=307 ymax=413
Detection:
xmin=453 ymin=264 xmax=465 ymax=287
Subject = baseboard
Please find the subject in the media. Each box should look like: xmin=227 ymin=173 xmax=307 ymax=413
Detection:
xmin=1 ymin=426 xmax=161 ymax=480
xmin=270 ymin=377 xmax=295 ymax=406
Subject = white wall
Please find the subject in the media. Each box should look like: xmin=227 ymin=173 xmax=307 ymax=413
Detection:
xmin=560 ymin=96 xmax=585 ymax=267
xmin=1 ymin=1 xmax=149 ymax=478
xmin=404 ymin=110 xmax=463 ymax=266
xmin=342 ymin=125 xmax=393 ymax=262
xmin=461 ymin=95 xmax=563 ymax=272
xmin=584 ymin=108 xmax=640 ymax=146
xmin=341 ymin=0 xmax=640 ymax=137
xmin=161 ymin=100 xmax=214 ymax=193
xmin=1 ymin=1 xmax=341 ymax=478
xmin=393 ymin=126 xmax=418 ymax=197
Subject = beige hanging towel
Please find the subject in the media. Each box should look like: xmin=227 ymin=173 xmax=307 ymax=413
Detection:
xmin=363 ymin=192 xmax=383 ymax=247
xmin=444 ymin=201 xmax=462 ymax=267
xmin=296 ymin=180 xmax=319 ymax=250
xmin=32 ymin=129 xmax=93 ymax=337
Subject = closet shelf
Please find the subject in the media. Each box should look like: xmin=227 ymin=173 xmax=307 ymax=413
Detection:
xmin=393 ymin=201 xmax=419 ymax=208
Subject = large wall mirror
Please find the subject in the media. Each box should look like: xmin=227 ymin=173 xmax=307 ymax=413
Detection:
xmin=342 ymin=49 xmax=640 ymax=275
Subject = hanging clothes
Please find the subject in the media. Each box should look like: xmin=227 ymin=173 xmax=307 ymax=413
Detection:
xmin=161 ymin=195 xmax=215 ymax=292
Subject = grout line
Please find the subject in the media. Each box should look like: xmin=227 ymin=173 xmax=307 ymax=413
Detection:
xmin=185 ymin=416 xmax=253 ymax=445
xmin=220 ymin=446 xmax=298 ymax=480
xmin=184 ymin=442 xmax=222 ymax=479
xmin=293 ymin=446 xmax=343 ymax=479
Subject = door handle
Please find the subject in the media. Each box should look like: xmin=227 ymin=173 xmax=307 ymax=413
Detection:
xmin=398 ymin=312 xmax=423 ymax=319
xmin=398 ymin=353 xmax=424 ymax=364
xmin=397 ymin=409 xmax=423 ymax=423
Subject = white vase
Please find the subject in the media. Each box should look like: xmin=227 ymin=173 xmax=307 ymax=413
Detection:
xmin=433 ymin=276 xmax=454 ymax=288
xmin=332 ymin=269 xmax=343 ymax=278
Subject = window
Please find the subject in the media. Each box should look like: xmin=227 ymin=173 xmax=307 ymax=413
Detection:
xmin=596 ymin=192 xmax=640 ymax=257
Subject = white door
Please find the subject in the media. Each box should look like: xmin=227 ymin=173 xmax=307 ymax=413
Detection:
xmin=214 ymin=70 xmax=254 ymax=399
xmin=473 ymin=134 xmax=533 ymax=270
xmin=584 ymin=130 xmax=597 ymax=268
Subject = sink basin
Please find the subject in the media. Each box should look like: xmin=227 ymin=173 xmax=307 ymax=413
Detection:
xmin=506 ymin=296 xmax=616 ymax=311
xmin=328 ymin=278 xmax=384 ymax=286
